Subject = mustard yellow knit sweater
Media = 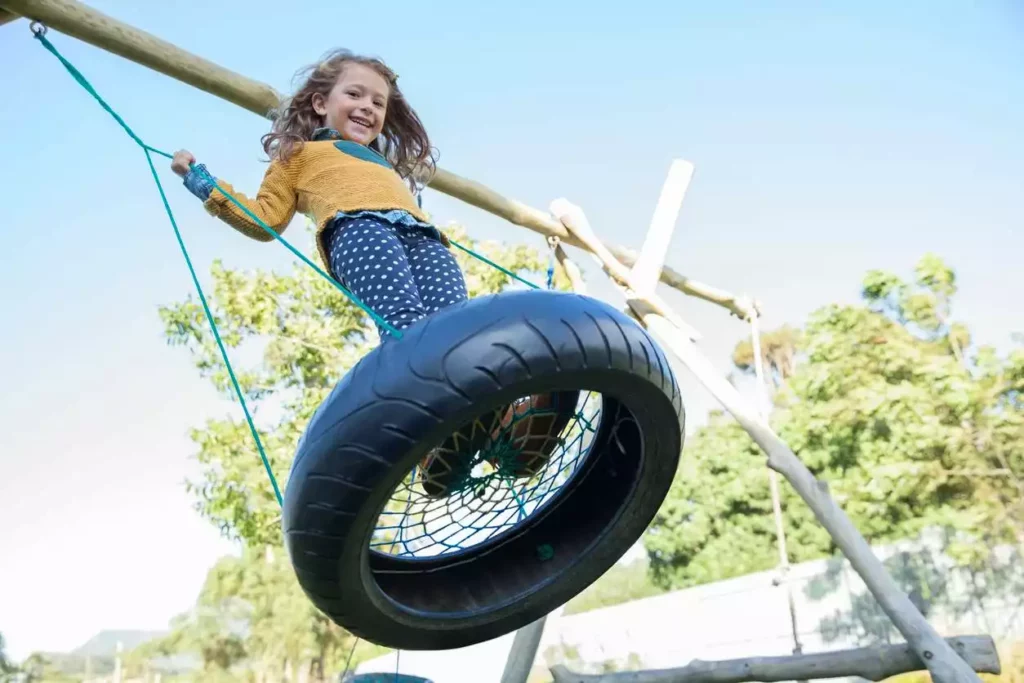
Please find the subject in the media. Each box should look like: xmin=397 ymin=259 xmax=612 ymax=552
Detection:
xmin=201 ymin=139 xmax=434 ymax=268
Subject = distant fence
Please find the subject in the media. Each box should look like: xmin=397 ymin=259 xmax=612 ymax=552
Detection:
xmin=356 ymin=528 xmax=1024 ymax=682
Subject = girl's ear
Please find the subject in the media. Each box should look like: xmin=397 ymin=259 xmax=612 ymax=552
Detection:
xmin=311 ymin=92 xmax=327 ymax=116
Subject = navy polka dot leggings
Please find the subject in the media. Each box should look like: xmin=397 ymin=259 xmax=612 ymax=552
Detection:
xmin=326 ymin=216 xmax=470 ymax=340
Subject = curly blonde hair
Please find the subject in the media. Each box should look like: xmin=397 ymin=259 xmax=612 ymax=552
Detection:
xmin=261 ymin=48 xmax=437 ymax=189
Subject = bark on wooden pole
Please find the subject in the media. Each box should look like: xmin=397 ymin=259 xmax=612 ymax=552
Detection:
xmin=548 ymin=635 xmax=1001 ymax=683
xmin=1 ymin=0 xmax=281 ymax=115
xmin=1 ymin=0 xmax=756 ymax=320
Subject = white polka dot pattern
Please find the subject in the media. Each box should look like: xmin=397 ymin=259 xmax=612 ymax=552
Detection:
xmin=327 ymin=217 xmax=470 ymax=340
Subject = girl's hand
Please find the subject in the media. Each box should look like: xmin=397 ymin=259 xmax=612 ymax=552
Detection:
xmin=171 ymin=149 xmax=196 ymax=177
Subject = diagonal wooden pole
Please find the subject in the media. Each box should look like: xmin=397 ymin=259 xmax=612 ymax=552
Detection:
xmin=547 ymin=188 xmax=984 ymax=683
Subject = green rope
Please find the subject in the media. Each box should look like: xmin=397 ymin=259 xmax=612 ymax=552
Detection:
xmin=30 ymin=27 xmax=551 ymax=510
xmin=29 ymin=28 xmax=293 ymax=505
xmin=448 ymin=240 xmax=542 ymax=290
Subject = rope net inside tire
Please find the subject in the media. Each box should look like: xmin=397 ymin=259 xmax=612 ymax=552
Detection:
xmin=370 ymin=391 xmax=603 ymax=558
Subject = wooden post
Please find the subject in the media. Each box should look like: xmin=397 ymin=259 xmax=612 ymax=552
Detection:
xmin=548 ymin=198 xmax=985 ymax=683
xmin=0 ymin=7 xmax=18 ymax=24
xmin=629 ymin=159 xmax=694 ymax=297
xmin=501 ymin=617 xmax=549 ymax=683
xmin=551 ymin=236 xmax=587 ymax=294
xmin=1 ymin=0 xmax=756 ymax=320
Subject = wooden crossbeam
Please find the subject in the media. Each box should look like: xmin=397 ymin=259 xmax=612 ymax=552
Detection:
xmin=0 ymin=0 xmax=756 ymax=320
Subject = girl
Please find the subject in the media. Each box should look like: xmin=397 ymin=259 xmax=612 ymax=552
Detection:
xmin=170 ymin=49 xmax=577 ymax=497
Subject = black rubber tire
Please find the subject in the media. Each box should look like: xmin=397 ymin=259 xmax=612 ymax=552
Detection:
xmin=282 ymin=289 xmax=685 ymax=650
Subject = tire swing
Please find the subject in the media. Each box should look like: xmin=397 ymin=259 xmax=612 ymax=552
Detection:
xmin=281 ymin=288 xmax=685 ymax=651
xmin=23 ymin=22 xmax=683 ymax=655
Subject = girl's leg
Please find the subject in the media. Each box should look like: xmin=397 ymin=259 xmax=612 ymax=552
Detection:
xmin=401 ymin=229 xmax=470 ymax=313
xmin=403 ymin=229 xmax=579 ymax=481
xmin=327 ymin=217 xmax=429 ymax=340
xmin=398 ymin=229 xmax=500 ymax=495
xmin=329 ymin=222 xmax=474 ymax=497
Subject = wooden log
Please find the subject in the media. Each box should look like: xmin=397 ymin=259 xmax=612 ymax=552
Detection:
xmin=549 ymin=200 xmax=985 ymax=683
xmin=1 ymin=0 xmax=756 ymax=320
xmin=629 ymin=159 xmax=694 ymax=297
xmin=609 ymin=243 xmax=757 ymax=319
xmin=0 ymin=7 xmax=19 ymax=25
xmin=430 ymin=170 xmax=747 ymax=320
xmin=1 ymin=0 xmax=282 ymax=115
xmin=551 ymin=237 xmax=587 ymax=295
xmin=548 ymin=635 xmax=1001 ymax=683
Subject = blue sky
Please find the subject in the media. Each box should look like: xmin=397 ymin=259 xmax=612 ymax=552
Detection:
xmin=1 ymin=0 xmax=1021 ymax=661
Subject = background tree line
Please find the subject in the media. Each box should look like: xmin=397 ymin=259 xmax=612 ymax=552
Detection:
xmin=645 ymin=253 xmax=1023 ymax=591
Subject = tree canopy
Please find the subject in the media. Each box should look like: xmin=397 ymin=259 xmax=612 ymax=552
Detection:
xmin=645 ymin=253 xmax=1024 ymax=590
xmin=0 ymin=633 xmax=18 ymax=682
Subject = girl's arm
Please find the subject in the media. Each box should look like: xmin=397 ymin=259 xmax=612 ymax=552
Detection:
xmin=173 ymin=150 xmax=297 ymax=242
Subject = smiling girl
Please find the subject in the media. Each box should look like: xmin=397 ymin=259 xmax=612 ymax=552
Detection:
xmin=170 ymin=48 xmax=578 ymax=497
xmin=170 ymin=49 xmax=451 ymax=339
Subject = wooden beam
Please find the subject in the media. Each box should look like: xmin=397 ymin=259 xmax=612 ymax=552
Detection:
xmin=0 ymin=0 xmax=281 ymax=115
xmin=630 ymin=159 xmax=694 ymax=297
xmin=0 ymin=7 xmax=19 ymax=24
xmin=431 ymin=168 xmax=754 ymax=319
xmin=549 ymin=635 xmax=1001 ymax=683
xmin=1 ymin=0 xmax=757 ymax=320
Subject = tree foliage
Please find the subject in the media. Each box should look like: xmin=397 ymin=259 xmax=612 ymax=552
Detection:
xmin=142 ymin=222 xmax=555 ymax=680
xmin=731 ymin=324 xmax=801 ymax=388
xmin=645 ymin=253 xmax=1024 ymax=590
xmin=0 ymin=633 xmax=18 ymax=683
xmin=131 ymin=546 xmax=357 ymax=683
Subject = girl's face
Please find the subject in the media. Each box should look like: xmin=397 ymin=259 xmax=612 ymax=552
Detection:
xmin=312 ymin=63 xmax=390 ymax=146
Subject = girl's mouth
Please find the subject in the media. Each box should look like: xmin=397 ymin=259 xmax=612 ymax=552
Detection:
xmin=349 ymin=115 xmax=373 ymax=129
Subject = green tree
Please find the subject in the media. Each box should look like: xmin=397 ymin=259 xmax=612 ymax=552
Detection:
xmin=0 ymin=633 xmax=18 ymax=682
xmin=731 ymin=324 xmax=802 ymax=388
xmin=146 ymin=222 xmax=555 ymax=681
xmin=135 ymin=545 xmax=351 ymax=682
xmin=645 ymin=253 xmax=1024 ymax=590
xmin=17 ymin=652 xmax=75 ymax=683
